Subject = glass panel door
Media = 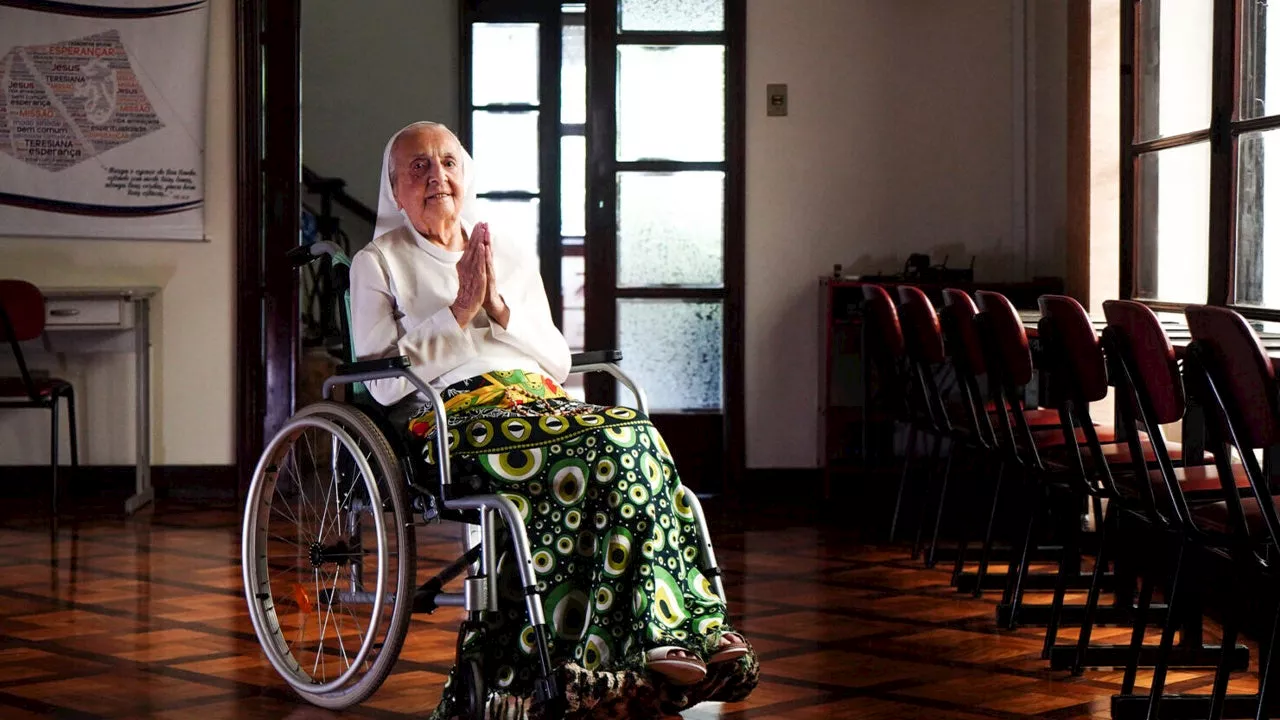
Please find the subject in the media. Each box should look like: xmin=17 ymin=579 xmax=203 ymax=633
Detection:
xmin=588 ymin=0 xmax=733 ymax=491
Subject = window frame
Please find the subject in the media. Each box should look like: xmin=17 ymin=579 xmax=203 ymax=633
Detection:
xmin=460 ymin=1 xmax=565 ymax=326
xmin=1121 ymin=0 xmax=1280 ymax=318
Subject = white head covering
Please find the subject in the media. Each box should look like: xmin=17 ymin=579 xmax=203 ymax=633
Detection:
xmin=374 ymin=121 xmax=479 ymax=242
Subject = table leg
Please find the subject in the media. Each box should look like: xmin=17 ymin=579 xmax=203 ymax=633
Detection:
xmin=126 ymin=297 xmax=154 ymax=514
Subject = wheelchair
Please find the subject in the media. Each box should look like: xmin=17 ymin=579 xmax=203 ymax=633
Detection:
xmin=241 ymin=241 xmax=728 ymax=717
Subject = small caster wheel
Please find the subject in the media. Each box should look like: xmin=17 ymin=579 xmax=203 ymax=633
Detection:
xmin=457 ymin=659 xmax=485 ymax=720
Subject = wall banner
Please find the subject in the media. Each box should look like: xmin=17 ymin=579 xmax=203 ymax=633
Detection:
xmin=0 ymin=0 xmax=209 ymax=241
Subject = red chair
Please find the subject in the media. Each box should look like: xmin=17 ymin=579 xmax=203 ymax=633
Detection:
xmin=0 ymin=280 xmax=78 ymax=514
xmin=1102 ymin=300 xmax=1250 ymax=696
xmin=896 ymin=285 xmax=972 ymax=565
xmin=860 ymin=284 xmax=930 ymax=542
xmin=1149 ymin=305 xmax=1280 ymax=720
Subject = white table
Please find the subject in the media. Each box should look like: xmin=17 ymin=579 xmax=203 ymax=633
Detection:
xmin=40 ymin=286 xmax=157 ymax=514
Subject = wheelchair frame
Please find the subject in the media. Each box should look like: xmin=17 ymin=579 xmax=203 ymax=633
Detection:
xmin=242 ymin=241 xmax=726 ymax=717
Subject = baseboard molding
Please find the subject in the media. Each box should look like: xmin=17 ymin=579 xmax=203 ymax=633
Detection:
xmin=0 ymin=464 xmax=237 ymax=501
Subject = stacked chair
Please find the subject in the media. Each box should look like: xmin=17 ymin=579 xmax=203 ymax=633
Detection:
xmin=857 ymin=283 xmax=1276 ymax=718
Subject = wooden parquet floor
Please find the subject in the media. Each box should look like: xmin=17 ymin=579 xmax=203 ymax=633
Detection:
xmin=0 ymin=493 xmax=1258 ymax=719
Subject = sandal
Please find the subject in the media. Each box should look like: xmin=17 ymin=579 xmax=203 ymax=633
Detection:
xmin=708 ymin=632 xmax=750 ymax=665
xmin=646 ymin=646 xmax=707 ymax=685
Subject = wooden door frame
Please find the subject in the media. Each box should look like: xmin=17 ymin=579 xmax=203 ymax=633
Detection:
xmin=235 ymin=0 xmax=301 ymax=498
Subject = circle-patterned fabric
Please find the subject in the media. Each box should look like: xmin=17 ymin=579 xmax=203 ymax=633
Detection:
xmin=406 ymin=371 xmax=749 ymax=713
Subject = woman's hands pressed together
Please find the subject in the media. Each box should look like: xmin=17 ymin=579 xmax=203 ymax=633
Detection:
xmin=451 ymin=222 xmax=509 ymax=329
xmin=450 ymin=223 xmax=488 ymax=327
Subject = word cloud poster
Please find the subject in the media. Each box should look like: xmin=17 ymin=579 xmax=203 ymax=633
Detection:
xmin=0 ymin=0 xmax=209 ymax=240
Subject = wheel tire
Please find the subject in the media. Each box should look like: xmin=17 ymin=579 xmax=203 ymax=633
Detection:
xmin=459 ymin=659 xmax=486 ymax=720
xmin=243 ymin=400 xmax=417 ymax=710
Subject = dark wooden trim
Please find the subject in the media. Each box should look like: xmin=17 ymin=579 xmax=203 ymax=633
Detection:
xmin=1230 ymin=114 xmax=1280 ymax=135
xmin=260 ymin=0 xmax=301 ymax=471
xmin=1 ymin=465 xmax=237 ymax=502
xmin=1119 ymin=0 xmax=1136 ymax=301
xmin=234 ymin=0 xmax=263 ymax=500
xmin=1066 ymin=0 xmax=1091 ymax=305
xmin=616 ymin=160 xmax=726 ymax=172
xmin=473 ymin=103 xmax=541 ymax=113
xmin=585 ymin=0 xmax=619 ymax=407
xmin=464 ymin=0 xmax=550 ymax=23
xmin=1207 ymin=0 xmax=1236 ymax=307
xmin=477 ymin=191 xmax=540 ymax=200
xmin=458 ymin=6 xmax=474 ymax=147
xmin=1227 ymin=305 xmax=1280 ymax=321
xmin=1131 ymin=128 xmax=1213 ymax=154
xmin=724 ymin=0 xmax=746 ymax=495
xmin=616 ymin=31 xmax=724 ymax=45
xmin=540 ymin=11 xmax=564 ymax=329
xmin=234 ymin=0 xmax=300 ymax=502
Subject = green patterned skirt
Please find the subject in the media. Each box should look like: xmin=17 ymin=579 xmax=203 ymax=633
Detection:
xmin=406 ymin=370 xmax=757 ymax=718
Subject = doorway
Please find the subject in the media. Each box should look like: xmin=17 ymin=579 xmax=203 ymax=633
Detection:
xmin=237 ymin=0 xmax=744 ymax=496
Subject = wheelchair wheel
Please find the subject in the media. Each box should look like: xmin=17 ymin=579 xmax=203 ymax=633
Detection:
xmin=242 ymin=400 xmax=416 ymax=709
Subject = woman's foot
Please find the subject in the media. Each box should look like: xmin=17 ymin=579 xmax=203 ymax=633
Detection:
xmin=646 ymin=646 xmax=707 ymax=685
xmin=708 ymin=632 xmax=750 ymax=665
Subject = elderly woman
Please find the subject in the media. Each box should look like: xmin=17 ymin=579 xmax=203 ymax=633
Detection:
xmin=350 ymin=121 xmax=756 ymax=718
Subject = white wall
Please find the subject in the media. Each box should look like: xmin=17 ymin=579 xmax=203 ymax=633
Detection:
xmin=0 ymin=0 xmax=236 ymax=466
xmin=745 ymin=0 xmax=1068 ymax=467
xmin=301 ymin=0 xmax=459 ymax=211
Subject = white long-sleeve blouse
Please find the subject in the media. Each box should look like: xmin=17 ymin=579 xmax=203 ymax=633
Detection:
xmin=348 ymin=221 xmax=571 ymax=407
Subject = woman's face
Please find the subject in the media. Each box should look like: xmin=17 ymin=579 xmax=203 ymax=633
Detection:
xmin=390 ymin=125 xmax=466 ymax=238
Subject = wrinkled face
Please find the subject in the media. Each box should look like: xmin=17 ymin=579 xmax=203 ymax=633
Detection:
xmin=390 ymin=125 xmax=466 ymax=237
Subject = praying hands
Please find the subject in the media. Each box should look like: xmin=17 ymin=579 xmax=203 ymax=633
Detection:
xmin=450 ymin=222 xmax=508 ymax=328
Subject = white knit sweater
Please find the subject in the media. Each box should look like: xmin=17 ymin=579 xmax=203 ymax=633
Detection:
xmin=349 ymin=221 xmax=571 ymax=406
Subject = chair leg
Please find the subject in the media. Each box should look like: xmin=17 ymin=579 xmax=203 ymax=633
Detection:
xmin=889 ymin=425 xmax=918 ymax=543
xmin=1001 ymin=475 xmax=1037 ymax=630
xmin=925 ymin=443 xmax=956 ymax=568
xmin=66 ymin=388 xmax=79 ymax=468
xmin=913 ymin=434 xmax=944 ymax=561
xmin=1256 ymin=604 xmax=1280 ymax=720
xmin=951 ymin=457 xmax=991 ymax=585
xmin=1043 ymin=490 xmax=1086 ymax=658
xmin=974 ymin=462 xmax=1006 ymax=598
xmin=50 ymin=400 xmax=60 ymax=517
xmin=1207 ymin=622 xmax=1237 ymax=720
xmin=1145 ymin=541 xmax=1188 ymax=720
xmin=1071 ymin=505 xmax=1114 ymax=675
xmin=1121 ymin=575 xmax=1156 ymax=693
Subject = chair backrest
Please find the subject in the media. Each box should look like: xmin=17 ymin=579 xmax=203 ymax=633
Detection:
xmin=1038 ymin=295 xmax=1108 ymax=404
xmin=1103 ymin=300 xmax=1186 ymax=425
xmin=974 ymin=290 xmax=1034 ymax=387
xmin=941 ymin=288 xmax=986 ymax=375
xmin=895 ymin=286 xmax=945 ymax=365
xmin=1185 ymin=305 xmax=1280 ymax=450
xmin=0 ymin=280 xmax=45 ymax=342
xmin=861 ymin=284 xmax=905 ymax=364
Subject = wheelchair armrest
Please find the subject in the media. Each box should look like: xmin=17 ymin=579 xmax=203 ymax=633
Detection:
xmin=336 ymin=356 xmax=411 ymax=376
xmin=571 ymin=350 xmax=622 ymax=369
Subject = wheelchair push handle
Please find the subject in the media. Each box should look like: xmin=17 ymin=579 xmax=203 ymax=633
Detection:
xmin=289 ymin=240 xmax=348 ymax=268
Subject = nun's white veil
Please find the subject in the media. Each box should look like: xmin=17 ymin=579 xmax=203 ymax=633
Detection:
xmin=374 ymin=121 xmax=479 ymax=242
